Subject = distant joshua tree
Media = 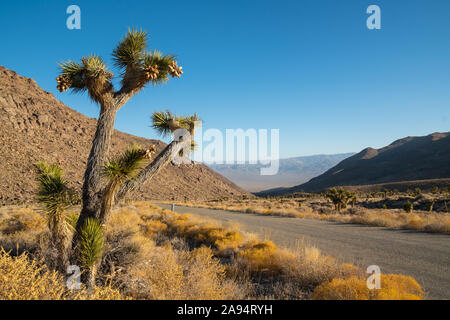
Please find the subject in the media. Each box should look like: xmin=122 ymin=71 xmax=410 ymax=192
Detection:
xmin=403 ymin=201 xmax=413 ymax=213
xmin=325 ymin=188 xmax=355 ymax=212
xmin=431 ymin=186 xmax=440 ymax=194
xmin=36 ymin=29 xmax=199 ymax=286
xmin=429 ymin=199 xmax=436 ymax=212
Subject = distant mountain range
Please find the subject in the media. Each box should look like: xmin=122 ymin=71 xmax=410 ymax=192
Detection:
xmin=208 ymin=153 xmax=354 ymax=192
xmin=258 ymin=132 xmax=450 ymax=196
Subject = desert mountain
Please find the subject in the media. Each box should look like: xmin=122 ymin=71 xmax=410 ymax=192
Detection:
xmin=208 ymin=153 xmax=354 ymax=192
xmin=0 ymin=66 xmax=248 ymax=204
xmin=259 ymin=132 xmax=450 ymax=195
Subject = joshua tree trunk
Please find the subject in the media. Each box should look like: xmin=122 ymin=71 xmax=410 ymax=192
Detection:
xmin=87 ymin=265 xmax=97 ymax=290
xmin=79 ymin=106 xmax=118 ymax=221
xmin=72 ymin=105 xmax=120 ymax=252
xmin=51 ymin=218 xmax=69 ymax=273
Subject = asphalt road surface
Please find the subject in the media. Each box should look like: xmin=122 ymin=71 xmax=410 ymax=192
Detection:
xmin=158 ymin=204 xmax=450 ymax=299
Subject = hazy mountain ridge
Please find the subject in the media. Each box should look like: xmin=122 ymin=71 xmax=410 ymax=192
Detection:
xmin=208 ymin=153 xmax=355 ymax=192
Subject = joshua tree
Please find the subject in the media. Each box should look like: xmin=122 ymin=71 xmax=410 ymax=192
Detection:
xmin=403 ymin=201 xmax=413 ymax=213
xmin=325 ymin=188 xmax=354 ymax=212
xmin=56 ymin=29 xmax=197 ymax=275
xmin=350 ymin=193 xmax=357 ymax=208
xmin=428 ymin=199 xmax=436 ymax=212
xmin=34 ymin=162 xmax=78 ymax=271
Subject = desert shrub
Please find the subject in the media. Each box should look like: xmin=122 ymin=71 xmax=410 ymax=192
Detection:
xmin=100 ymin=208 xmax=153 ymax=286
xmin=406 ymin=216 xmax=424 ymax=230
xmin=0 ymin=208 xmax=45 ymax=235
xmin=125 ymin=245 xmax=241 ymax=299
xmin=245 ymin=207 xmax=255 ymax=214
xmin=285 ymin=247 xmax=351 ymax=290
xmin=0 ymin=248 xmax=124 ymax=300
xmin=312 ymin=274 xmax=423 ymax=300
xmin=376 ymin=274 xmax=423 ymax=300
xmin=312 ymin=276 xmax=370 ymax=300
xmin=215 ymin=231 xmax=243 ymax=251
xmin=237 ymin=240 xmax=294 ymax=276
xmin=0 ymin=208 xmax=45 ymax=256
xmin=0 ymin=248 xmax=68 ymax=300
xmin=142 ymin=219 xmax=167 ymax=237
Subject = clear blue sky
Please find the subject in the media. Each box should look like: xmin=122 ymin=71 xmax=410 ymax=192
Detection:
xmin=0 ymin=0 xmax=449 ymax=158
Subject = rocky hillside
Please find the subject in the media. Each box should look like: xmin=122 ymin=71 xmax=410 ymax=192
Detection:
xmin=0 ymin=66 xmax=248 ymax=204
xmin=260 ymin=132 xmax=450 ymax=195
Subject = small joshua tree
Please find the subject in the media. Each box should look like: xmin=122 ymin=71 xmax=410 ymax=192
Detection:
xmin=78 ymin=218 xmax=104 ymax=289
xmin=428 ymin=199 xmax=436 ymax=212
xmin=350 ymin=193 xmax=357 ymax=208
xmin=34 ymin=162 xmax=78 ymax=271
xmin=403 ymin=201 xmax=413 ymax=213
xmin=53 ymin=28 xmax=199 ymax=282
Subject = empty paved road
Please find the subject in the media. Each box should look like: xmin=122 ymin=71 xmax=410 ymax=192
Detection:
xmin=158 ymin=204 xmax=450 ymax=299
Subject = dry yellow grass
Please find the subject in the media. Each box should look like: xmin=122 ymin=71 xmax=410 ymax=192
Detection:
xmin=125 ymin=245 xmax=240 ymax=300
xmin=0 ymin=248 xmax=124 ymax=300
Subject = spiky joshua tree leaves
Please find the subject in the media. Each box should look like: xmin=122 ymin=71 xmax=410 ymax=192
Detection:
xmin=151 ymin=110 xmax=200 ymax=151
xmin=51 ymin=28 xmax=199 ymax=284
xmin=34 ymin=162 xmax=78 ymax=271
xmin=100 ymin=144 xmax=155 ymax=222
xmin=78 ymin=218 xmax=104 ymax=289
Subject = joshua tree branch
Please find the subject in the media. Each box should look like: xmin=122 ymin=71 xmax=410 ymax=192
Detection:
xmin=115 ymin=135 xmax=190 ymax=203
